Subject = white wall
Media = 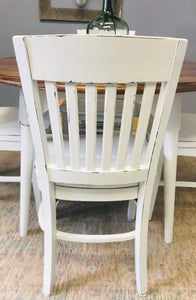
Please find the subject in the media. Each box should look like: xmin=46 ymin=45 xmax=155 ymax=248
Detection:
xmin=0 ymin=0 xmax=196 ymax=111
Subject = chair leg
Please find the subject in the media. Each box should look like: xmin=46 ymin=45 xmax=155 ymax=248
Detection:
xmin=148 ymin=149 xmax=164 ymax=220
xmin=135 ymin=183 xmax=148 ymax=297
xmin=31 ymin=164 xmax=45 ymax=231
xmin=20 ymin=125 xmax=34 ymax=237
xmin=42 ymin=182 xmax=56 ymax=296
xmin=163 ymin=130 xmax=178 ymax=243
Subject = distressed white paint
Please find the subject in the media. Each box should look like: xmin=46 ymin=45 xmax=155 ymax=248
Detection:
xmin=116 ymin=83 xmax=137 ymax=170
xmin=19 ymin=124 xmax=34 ymax=237
xmin=48 ymin=167 xmax=148 ymax=186
xmin=131 ymin=83 xmax=156 ymax=169
xmin=85 ymin=84 xmax=97 ymax=170
xmin=55 ymin=185 xmax=138 ymax=202
xmin=13 ymin=34 xmax=187 ymax=296
xmin=66 ymin=83 xmax=80 ymax=169
xmin=101 ymin=84 xmax=116 ymax=170
xmin=25 ymin=35 xmax=180 ymax=83
xmin=45 ymin=82 xmax=66 ymax=168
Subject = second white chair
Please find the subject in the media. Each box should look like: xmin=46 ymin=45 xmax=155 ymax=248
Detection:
xmin=177 ymin=112 xmax=196 ymax=187
xmin=0 ymin=106 xmax=33 ymax=237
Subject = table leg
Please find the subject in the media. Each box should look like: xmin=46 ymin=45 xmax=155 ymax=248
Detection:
xmin=19 ymin=89 xmax=34 ymax=236
xmin=163 ymin=94 xmax=182 ymax=243
xmin=20 ymin=125 xmax=33 ymax=237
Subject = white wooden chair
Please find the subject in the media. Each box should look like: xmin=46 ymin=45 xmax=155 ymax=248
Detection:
xmin=13 ymin=34 xmax=187 ymax=296
xmin=159 ymin=111 xmax=196 ymax=243
xmin=0 ymin=106 xmax=33 ymax=237
xmin=177 ymin=112 xmax=196 ymax=187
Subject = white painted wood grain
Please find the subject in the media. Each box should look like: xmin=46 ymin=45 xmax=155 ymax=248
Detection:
xmin=56 ymin=230 xmax=136 ymax=243
xmin=66 ymin=83 xmax=80 ymax=169
xmin=116 ymin=83 xmax=137 ymax=170
xmin=101 ymin=84 xmax=116 ymax=170
xmin=45 ymin=82 xmax=66 ymax=168
xmin=131 ymin=83 xmax=156 ymax=169
xmin=85 ymin=84 xmax=97 ymax=170
xmin=25 ymin=35 xmax=180 ymax=83
xmin=13 ymin=34 xmax=188 ymax=297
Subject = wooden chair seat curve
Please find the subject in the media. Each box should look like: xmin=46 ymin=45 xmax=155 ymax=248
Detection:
xmin=13 ymin=34 xmax=187 ymax=296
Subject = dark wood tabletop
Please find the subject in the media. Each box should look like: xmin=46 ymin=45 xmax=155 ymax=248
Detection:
xmin=0 ymin=57 xmax=196 ymax=94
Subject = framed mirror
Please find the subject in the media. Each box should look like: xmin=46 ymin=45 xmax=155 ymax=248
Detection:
xmin=39 ymin=0 xmax=123 ymax=22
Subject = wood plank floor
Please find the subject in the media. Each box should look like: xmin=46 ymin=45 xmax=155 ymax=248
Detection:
xmin=0 ymin=152 xmax=195 ymax=299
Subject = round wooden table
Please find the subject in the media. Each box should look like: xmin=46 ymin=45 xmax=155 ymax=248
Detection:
xmin=1 ymin=57 xmax=196 ymax=93
xmin=0 ymin=56 xmax=196 ymax=243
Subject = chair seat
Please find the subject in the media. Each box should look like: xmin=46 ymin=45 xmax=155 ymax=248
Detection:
xmin=0 ymin=107 xmax=21 ymax=139
xmin=42 ymin=134 xmax=148 ymax=199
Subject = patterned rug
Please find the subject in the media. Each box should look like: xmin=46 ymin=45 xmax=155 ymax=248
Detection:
xmin=0 ymin=152 xmax=195 ymax=300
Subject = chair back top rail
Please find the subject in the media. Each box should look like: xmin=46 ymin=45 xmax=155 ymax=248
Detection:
xmin=13 ymin=34 xmax=187 ymax=188
xmin=24 ymin=35 xmax=183 ymax=83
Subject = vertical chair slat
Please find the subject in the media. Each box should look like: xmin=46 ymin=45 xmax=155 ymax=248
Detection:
xmin=85 ymin=84 xmax=97 ymax=171
xmin=131 ymin=83 xmax=157 ymax=169
xmin=45 ymin=82 xmax=66 ymax=168
xmin=33 ymin=81 xmax=51 ymax=166
xmin=101 ymin=84 xmax=117 ymax=170
xmin=65 ymin=83 xmax=80 ymax=169
xmin=116 ymin=83 xmax=137 ymax=170
xmin=144 ymin=82 xmax=167 ymax=165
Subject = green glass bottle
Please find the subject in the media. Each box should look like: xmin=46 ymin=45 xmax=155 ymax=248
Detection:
xmin=86 ymin=0 xmax=129 ymax=35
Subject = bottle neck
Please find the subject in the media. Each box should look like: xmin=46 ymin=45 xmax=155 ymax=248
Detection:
xmin=102 ymin=0 xmax=114 ymax=15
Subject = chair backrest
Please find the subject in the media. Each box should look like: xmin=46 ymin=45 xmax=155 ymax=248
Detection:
xmin=13 ymin=34 xmax=187 ymax=188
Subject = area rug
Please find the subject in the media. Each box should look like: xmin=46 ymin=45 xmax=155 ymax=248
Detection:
xmin=0 ymin=152 xmax=195 ymax=299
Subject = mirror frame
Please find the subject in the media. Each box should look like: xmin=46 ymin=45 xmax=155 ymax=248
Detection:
xmin=39 ymin=0 xmax=123 ymax=22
